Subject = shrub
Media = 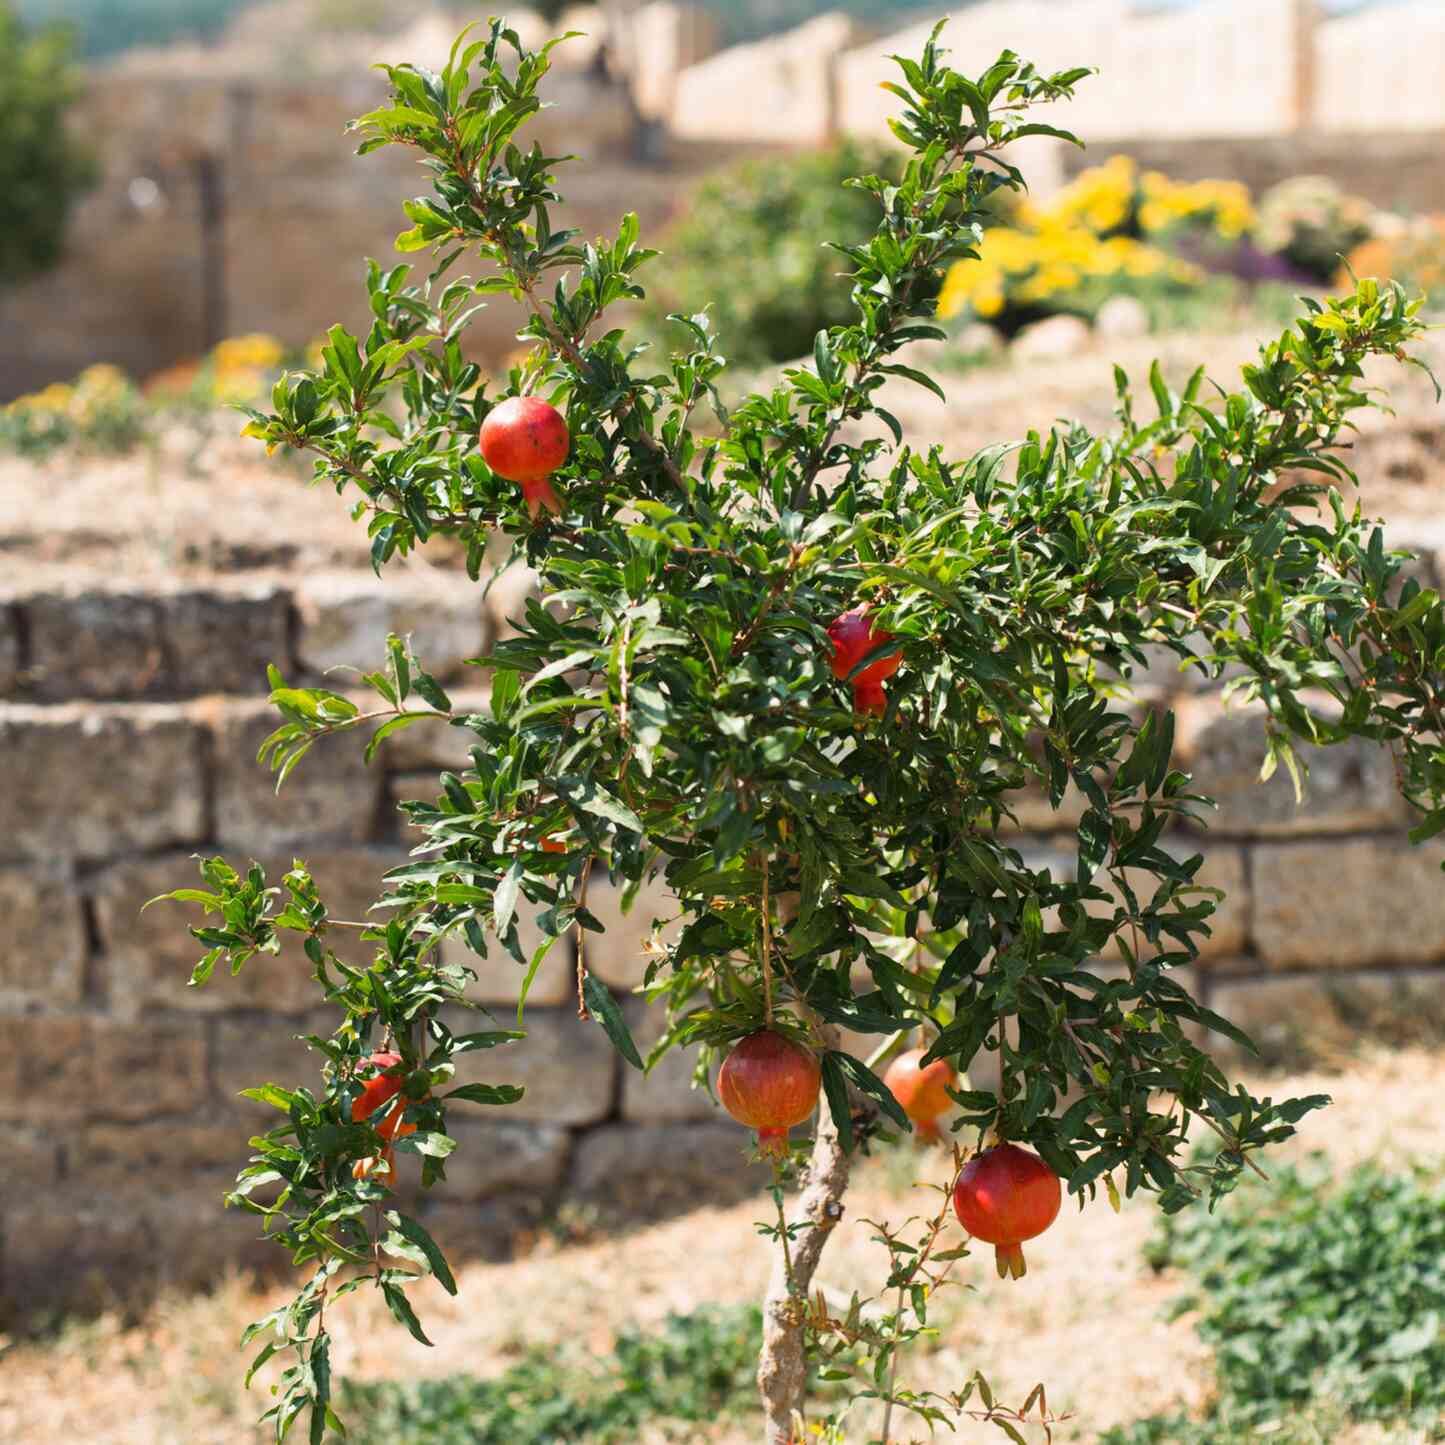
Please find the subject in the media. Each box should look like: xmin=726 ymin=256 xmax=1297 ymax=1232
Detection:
xmin=341 ymin=1305 xmax=766 ymax=1445
xmin=635 ymin=141 xmax=905 ymax=369
xmin=1347 ymin=215 xmax=1445 ymax=314
xmin=1255 ymin=174 xmax=1377 ymax=285
xmin=935 ymin=154 xmax=1258 ymax=332
xmin=1110 ymin=1158 xmax=1445 ymax=1442
xmin=0 ymin=1 xmax=96 ymax=285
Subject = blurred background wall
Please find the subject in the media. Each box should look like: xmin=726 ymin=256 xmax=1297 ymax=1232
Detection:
xmin=6 ymin=0 xmax=1445 ymax=399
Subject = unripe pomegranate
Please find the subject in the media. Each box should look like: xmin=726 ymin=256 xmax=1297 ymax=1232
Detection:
xmin=350 ymin=1050 xmax=404 ymax=1123
xmin=883 ymin=1047 xmax=956 ymax=1143
xmin=479 ymin=395 xmax=569 ymax=519
xmin=827 ymin=605 xmax=900 ymax=716
xmin=952 ymin=1143 xmax=1061 ymax=1280
xmin=717 ymin=1029 xmax=822 ymax=1157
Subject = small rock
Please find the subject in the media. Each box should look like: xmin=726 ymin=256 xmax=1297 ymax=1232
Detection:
xmin=955 ymin=321 xmax=1005 ymax=358
xmin=1010 ymin=314 xmax=1092 ymax=363
xmin=1094 ymin=295 xmax=1151 ymax=340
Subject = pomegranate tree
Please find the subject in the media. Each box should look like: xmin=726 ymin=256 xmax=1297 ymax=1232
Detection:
xmin=161 ymin=17 xmax=1445 ymax=1444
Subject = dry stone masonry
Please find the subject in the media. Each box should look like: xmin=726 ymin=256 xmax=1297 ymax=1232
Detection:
xmin=5 ymin=405 xmax=1445 ymax=1319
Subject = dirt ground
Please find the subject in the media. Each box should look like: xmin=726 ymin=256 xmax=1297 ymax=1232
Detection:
xmin=2 ymin=1044 xmax=1441 ymax=1445
xmin=4 ymin=325 xmax=1441 ymax=593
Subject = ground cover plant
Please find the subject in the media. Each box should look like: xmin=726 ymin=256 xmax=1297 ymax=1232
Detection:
xmin=1107 ymin=1158 xmax=1445 ymax=1443
xmin=154 ymin=16 xmax=1445 ymax=1444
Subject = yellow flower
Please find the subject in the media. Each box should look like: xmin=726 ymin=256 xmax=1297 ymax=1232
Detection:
xmin=211 ymin=333 xmax=285 ymax=375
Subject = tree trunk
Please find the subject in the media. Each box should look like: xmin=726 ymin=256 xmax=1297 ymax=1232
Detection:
xmin=758 ymin=1033 xmax=851 ymax=1445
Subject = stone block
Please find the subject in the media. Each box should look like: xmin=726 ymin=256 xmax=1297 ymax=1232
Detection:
xmin=0 ymin=605 xmax=21 ymax=695
xmin=446 ymin=1006 xmax=615 ymax=1126
xmin=161 ymin=585 xmax=293 ymax=696
xmin=483 ymin=561 xmax=540 ymax=643
xmin=21 ymin=584 xmax=290 ymax=700
xmin=24 ymin=590 xmax=167 ymax=700
xmin=207 ymin=699 xmax=382 ymax=852
xmin=1 ymin=1197 xmax=154 ymax=1320
xmin=0 ymin=866 xmax=87 ymax=1007
xmin=1252 ymin=839 xmax=1445 ymax=970
xmin=1208 ymin=969 xmax=1445 ymax=1065
xmin=436 ymin=1118 xmax=571 ymax=1202
xmin=460 ymin=917 xmax=576 ymax=1010
xmin=1007 ymin=839 xmax=1245 ymax=966
xmin=384 ymin=688 xmax=490 ymax=770
xmin=10 ymin=1125 xmax=59 ymax=1192
xmin=0 ymin=703 xmax=207 ymax=862
xmin=94 ymin=847 xmax=404 ymax=1018
xmin=3 ymin=1013 xmax=208 ymax=1125
xmin=413 ymin=1198 xmax=540 ymax=1262
xmin=569 ymin=1121 xmax=771 ymax=1206
xmin=75 ymin=1120 xmax=242 ymax=1194
xmin=1176 ymin=695 xmax=1406 ymax=837
xmin=296 ymin=571 xmax=488 ymax=683
xmin=212 ymin=1008 xmax=337 ymax=1121
xmin=672 ymin=11 xmax=861 ymax=143
xmin=1011 ymin=315 xmax=1092 ymax=363
xmin=621 ymin=998 xmax=720 ymax=1124
xmin=586 ymin=875 xmax=681 ymax=991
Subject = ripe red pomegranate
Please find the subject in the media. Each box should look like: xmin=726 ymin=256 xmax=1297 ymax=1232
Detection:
xmin=717 ymin=1029 xmax=822 ymax=1157
xmin=538 ymin=831 xmax=567 ymax=854
xmin=884 ymin=1047 xmax=956 ymax=1143
xmin=827 ymin=605 xmax=901 ymax=715
xmin=350 ymin=1050 xmax=404 ymax=1124
xmin=952 ymin=1143 xmax=1062 ymax=1280
xmin=479 ymin=395 xmax=569 ymax=519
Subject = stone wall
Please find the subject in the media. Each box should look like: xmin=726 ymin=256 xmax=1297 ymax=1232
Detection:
xmin=3 ymin=476 xmax=1444 ymax=1321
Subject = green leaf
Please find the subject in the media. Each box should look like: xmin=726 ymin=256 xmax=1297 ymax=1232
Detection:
xmin=827 ymin=1049 xmax=911 ymax=1132
xmin=381 ymin=1282 xmax=433 ymax=1345
xmin=583 ymin=973 xmax=644 ymax=1069
xmin=821 ymin=1051 xmax=854 ymax=1153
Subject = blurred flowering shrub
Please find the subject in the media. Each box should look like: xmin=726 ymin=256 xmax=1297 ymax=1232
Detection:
xmin=1345 ymin=216 xmax=1445 ymax=312
xmin=1255 ymin=175 xmax=1377 ymax=285
xmin=2 ymin=334 xmax=293 ymax=458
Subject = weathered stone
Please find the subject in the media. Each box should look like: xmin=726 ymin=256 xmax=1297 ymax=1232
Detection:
xmin=413 ymin=1198 xmax=540 ymax=1262
xmin=0 ymin=867 xmax=87 ymax=1006
xmin=570 ymin=1121 xmax=771 ymax=1205
xmin=10 ymin=1126 xmax=59 ymax=1191
xmin=955 ymin=322 xmax=1006 ymax=358
xmin=75 ymin=1120 xmax=242 ymax=1194
xmin=632 ymin=1 xmax=722 ymax=123
xmin=1011 ymin=315 xmax=1092 ymax=363
xmin=0 ymin=703 xmax=207 ymax=862
xmin=296 ymin=571 xmax=488 ymax=683
xmin=1 ymin=1198 xmax=154 ymax=1319
xmin=1253 ymin=839 xmax=1445 ymax=970
xmin=1013 ymin=840 xmax=1245 ymax=964
xmin=622 ymin=999 xmax=720 ymax=1123
xmin=586 ymin=875 xmax=680 ymax=991
xmin=24 ymin=590 xmax=166 ymax=700
xmin=672 ymin=11 xmax=864 ymax=143
xmin=1094 ymin=295 xmax=1151 ymax=340
xmin=1099 ymin=846 xmax=1248 ymax=963
xmin=213 ymin=1008 xmax=336 ymax=1121
xmin=446 ymin=1006 xmax=615 ymax=1125
xmin=207 ymin=699 xmax=382 ymax=852
xmin=162 ymin=585 xmax=293 ymax=696
xmin=1208 ymin=969 xmax=1445 ymax=1065
xmin=436 ymin=1119 xmax=571 ymax=1201
xmin=461 ymin=917 xmax=575 ymax=1009
xmin=3 ymin=1013 xmax=208 ymax=1125
xmin=94 ymin=848 xmax=402 ymax=1017
xmin=484 ymin=561 xmax=540 ymax=644
xmin=1176 ymin=695 xmax=1406 ymax=837
xmin=21 ymin=584 xmax=290 ymax=700
xmin=384 ymin=688 xmax=490 ymax=770
xmin=0 ymin=605 xmax=21 ymax=695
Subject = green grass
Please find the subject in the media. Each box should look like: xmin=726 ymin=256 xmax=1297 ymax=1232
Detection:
xmin=1105 ymin=1156 xmax=1445 ymax=1444
xmin=337 ymin=1304 xmax=764 ymax=1444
